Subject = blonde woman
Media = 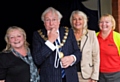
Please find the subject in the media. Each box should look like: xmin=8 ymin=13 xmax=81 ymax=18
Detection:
xmin=97 ymin=14 xmax=120 ymax=82
xmin=0 ymin=26 xmax=40 ymax=82
xmin=70 ymin=10 xmax=100 ymax=82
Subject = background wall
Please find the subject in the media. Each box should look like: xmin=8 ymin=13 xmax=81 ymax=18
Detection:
xmin=82 ymin=0 xmax=98 ymax=10
xmin=82 ymin=0 xmax=112 ymax=16
xmin=100 ymin=0 xmax=112 ymax=15
xmin=0 ymin=0 xmax=112 ymax=51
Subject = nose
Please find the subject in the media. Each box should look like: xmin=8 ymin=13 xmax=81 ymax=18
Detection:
xmin=75 ymin=19 xmax=79 ymax=23
xmin=49 ymin=20 xmax=54 ymax=25
xmin=14 ymin=37 xmax=18 ymax=41
xmin=102 ymin=22 xmax=106 ymax=26
xmin=76 ymin=19 xmax=79 ymax=22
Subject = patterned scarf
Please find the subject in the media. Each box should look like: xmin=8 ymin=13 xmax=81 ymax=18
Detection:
xmin=11 ymin=48 xmax=40 ymax=82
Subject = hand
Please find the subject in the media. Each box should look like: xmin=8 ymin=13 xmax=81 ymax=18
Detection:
xmin=61 ymin=55 xmax=74 ymax=68
xmin=0 ymin=80 xmax=5 ymax=82
xmin=88 ymin=79 xmax=97 ymax=82
xmin=47 ymin=28 xmax=58 ymax=43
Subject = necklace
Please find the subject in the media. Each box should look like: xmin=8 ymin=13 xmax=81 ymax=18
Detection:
xmin=38 ymin=27 xmax=69 ymax=48
xmin=77 ymin=40 xmax=81 ymax=47
xmin=74 ymin=28 xmax=88 ymax=47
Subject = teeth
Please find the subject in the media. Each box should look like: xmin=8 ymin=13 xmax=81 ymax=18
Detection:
xmin=14 ymin=42 xmax=20 ymax=44
xmin=76 ymin=24 xmax=80 ymax=26
xmin=103 ymin=27 xmax=107 ymax=28
xmin=75 ymin=25 xmax=79 ymax=26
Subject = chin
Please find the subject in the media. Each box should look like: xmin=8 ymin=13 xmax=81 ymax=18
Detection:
xmin=14 ymin=45 xmax=24 ymax=48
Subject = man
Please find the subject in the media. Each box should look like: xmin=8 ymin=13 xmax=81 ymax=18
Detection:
xmin=32 ymin=7 xmax=81 ymax=82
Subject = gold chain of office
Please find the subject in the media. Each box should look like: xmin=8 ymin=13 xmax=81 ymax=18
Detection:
xmin=38 ymin=27 xmax=69 ymax=48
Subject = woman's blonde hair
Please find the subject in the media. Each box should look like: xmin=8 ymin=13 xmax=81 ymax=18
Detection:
xmin=99 ymin=14 xmax=116 ymax=30
xmin=70 ymin=10 xmax=88 ymax=29
xmin=3 ymin=26 xmax=29 ymax=51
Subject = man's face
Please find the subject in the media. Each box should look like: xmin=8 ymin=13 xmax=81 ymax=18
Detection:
xmin=44 ymin=11 xmax=60 ymax=31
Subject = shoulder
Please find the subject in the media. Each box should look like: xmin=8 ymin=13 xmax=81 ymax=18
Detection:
xmin=87 ymin=29 xmax=96 ymax=36
xmin=113 ymin=31 xmax=120 ymax=40
xmin=59 ymin=26 xmax=70 ymax=30
xmin=0 ymin=51 xmax=13 ymax=62
xmin=0 ymin=50 xmax=13 ymax=57
xmin=33 ymin=30 xmax=40 ymax=35
xmin=87 ymin=29 xmax=96 ymax=33
xmin=33 ymin=28 xmax=46 ymax=34
xmin=0 ymin=51 xmax=15 ymax=67
xmin=59 ymin=26 xmax=72 ymax=34
xmin=33 ymin=29 xmax=45 ymax=40
xmin=86 ymin=29 xmax=98 ymax=42
xmin=113 ymin=31 xmax=120 ymax=36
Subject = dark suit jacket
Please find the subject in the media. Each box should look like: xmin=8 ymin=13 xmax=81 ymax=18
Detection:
xmin=32 ymin=26 xmax=81 ymax=82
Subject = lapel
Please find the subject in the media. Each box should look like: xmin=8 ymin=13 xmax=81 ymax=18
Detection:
xmin=59 ymin=27 xmax=65 ymax=43
xmin=42 ymin=28 xmax=47 ymax=38
xmin=80 ymin=29 xmax=88 ymax=51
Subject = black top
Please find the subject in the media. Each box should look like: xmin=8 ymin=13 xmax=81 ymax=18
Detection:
xmin=76 ymin=61 xmax=81 ymax=72
xmin=76 ymin=40 xmax=81 ymax=72
xmin=0 ymin=51 xmax=30 ymax=82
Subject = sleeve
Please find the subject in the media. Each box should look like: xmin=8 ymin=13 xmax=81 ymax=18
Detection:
xmin=32 ymin=31 xmax=55 ymax=65
xmin=0 ymin=54 xmax=8 ymax=80
xmin=70 ymin=55 xmax=76 ymax=66
xmin=69 ymin=28 xmax=82 ymax=64
xmin=45 ymin=40 xmax=56 ymax=51
xmin=91 ymin=31 xmax=100 ymax=80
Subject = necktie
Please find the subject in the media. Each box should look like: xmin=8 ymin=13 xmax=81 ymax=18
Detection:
xmin=56 ymin=39 xmax=65 ymax=78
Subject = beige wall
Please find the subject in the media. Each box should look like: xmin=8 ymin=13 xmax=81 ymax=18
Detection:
xmin=82 ymin=0 xmax=112 ymax=16
xmin=82 ymin=0 xmax=98 ymax=10
xmin=100 ymin=0 xmax=112 ymax=15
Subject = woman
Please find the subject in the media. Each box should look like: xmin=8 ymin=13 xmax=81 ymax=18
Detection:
xmin=70 ymin=10 xmax=100 ymax=82
xmin=0 ymin=26 xmax=40 ymax=82
xmin=97 ymin=14 xmax=120 ymax=82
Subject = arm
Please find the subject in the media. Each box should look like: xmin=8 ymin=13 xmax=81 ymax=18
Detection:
xmin=0 ymin=53 xmax=8 ymax=82
xmin=32 ymin=31 xmax=55 ymax=65
xmin=61 ymin=28 xmax=81 ymax=68
xmin=69 ymin=28 xmax=81 ymax=64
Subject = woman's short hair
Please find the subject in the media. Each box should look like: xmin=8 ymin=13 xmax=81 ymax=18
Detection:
xmin=41 ymin=7 xmax=63 ymax=22
xmin=3 ymin=26 xmax=29 ymax=51
xmin=70 ymin=10 xmax=88 ymax=29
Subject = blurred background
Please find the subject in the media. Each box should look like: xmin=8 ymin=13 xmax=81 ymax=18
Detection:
xmin=0 ymin=0 xmax=113 ymax=51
